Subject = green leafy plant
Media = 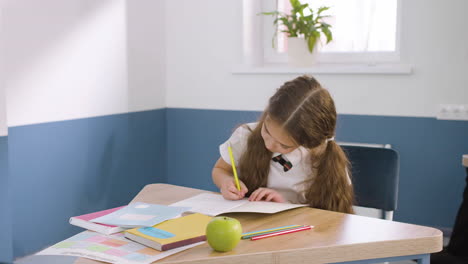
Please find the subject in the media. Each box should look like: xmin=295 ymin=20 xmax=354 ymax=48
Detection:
xmin=261 ymin=0 xmax=333 ymax=53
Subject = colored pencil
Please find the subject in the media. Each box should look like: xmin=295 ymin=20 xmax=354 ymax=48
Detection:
xmin=241 ymin=225 xmax=304 ymax=239
xmin=250 ymin=225 xmax=313 ymax=241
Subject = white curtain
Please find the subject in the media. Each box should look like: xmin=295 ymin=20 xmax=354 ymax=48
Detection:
xmin=278 ymin=0 xmax=397 ymax=52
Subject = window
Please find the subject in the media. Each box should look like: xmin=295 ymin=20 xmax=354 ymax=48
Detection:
xmin=266 ymin=0 xmax=400 ymax=63
xmin=238 ymin=0 xmax=410 ymax=74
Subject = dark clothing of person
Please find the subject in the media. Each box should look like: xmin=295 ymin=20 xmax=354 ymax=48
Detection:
xmin=431 ymin=167 xmax=468 ymax=264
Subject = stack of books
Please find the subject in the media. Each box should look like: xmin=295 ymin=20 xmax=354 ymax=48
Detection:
xmin=69 ymin=193 xmax=305 ymax=252
xmin=69 ymin=202 xmax=212 ymax=251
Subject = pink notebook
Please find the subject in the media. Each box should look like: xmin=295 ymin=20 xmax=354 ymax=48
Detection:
xmin=69 ymin=206 xmax=127 ymax=235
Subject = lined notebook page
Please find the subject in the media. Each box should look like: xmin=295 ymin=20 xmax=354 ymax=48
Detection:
xmin=170 ymin=193 xmax=307 ymax=216
xmin=170 ymin=193 xmax=247 ymax=216
xmin=227 ymin=201 xmax=306 ymax=214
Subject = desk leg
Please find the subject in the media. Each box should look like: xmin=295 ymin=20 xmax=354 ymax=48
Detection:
xmin=416 ymin=254 xmax=430 ymax=264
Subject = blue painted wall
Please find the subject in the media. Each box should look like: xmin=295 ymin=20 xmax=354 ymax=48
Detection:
xmin=166 ymin=108 xmax=468 ymax=228
xmin=166 ymin=108 xmax=260 ymax=191
xmin=337 ymin=115 xmax=468 ymax=227
xmin=0 ymin=136 xmax=13 ymax=264
xmin=8 ymin=109 xmax=166 ymax=259
xmin=3 ymin=107 xmax=467 ymax=261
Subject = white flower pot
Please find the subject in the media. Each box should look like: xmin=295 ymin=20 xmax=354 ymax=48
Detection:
xmin=287 ymin=37 xmax=320 ymax=67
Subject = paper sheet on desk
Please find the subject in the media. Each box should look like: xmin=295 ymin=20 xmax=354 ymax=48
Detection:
xmin=170 ymin=193 xmax=307 ymax=216
xmin=36 ymin=231 xmax=204 ymax=264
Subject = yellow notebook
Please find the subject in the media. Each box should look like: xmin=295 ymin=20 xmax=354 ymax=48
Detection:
xmin=124 ymin=213 xmax=212 ymax=251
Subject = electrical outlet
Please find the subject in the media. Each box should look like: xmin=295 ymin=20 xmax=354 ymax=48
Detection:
xmin=437 ymin=104 xmax=468 ymax=120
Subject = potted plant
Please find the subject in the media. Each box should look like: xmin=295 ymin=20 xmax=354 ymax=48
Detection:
xmin=261 ymin=0 xmax=333 ymax=66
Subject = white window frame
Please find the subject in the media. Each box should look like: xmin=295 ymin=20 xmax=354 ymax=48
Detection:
xmin=235 ymin=0 xmax=412 ymax=75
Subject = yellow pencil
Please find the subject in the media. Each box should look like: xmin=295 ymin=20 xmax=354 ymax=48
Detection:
xmin=227 ymin=144 xmax=241 ymax=191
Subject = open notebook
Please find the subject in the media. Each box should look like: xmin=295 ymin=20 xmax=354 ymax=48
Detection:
xmin=169 ymin=193 xmax=307 ymax=216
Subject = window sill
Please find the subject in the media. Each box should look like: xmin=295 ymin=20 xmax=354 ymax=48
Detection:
xmin=232 ymin=63 xmax=413 ymax=75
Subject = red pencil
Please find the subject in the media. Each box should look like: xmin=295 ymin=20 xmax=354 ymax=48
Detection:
xmin=250 ymin=225 xmax=314 ymax=241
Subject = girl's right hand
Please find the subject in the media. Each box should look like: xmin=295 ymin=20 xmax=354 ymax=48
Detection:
xmin=220 ymin=178 xmax=248 ymax=200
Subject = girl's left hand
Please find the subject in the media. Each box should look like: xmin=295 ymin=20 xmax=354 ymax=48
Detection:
xmin=248 ymin=188 xmax=286 ymax=203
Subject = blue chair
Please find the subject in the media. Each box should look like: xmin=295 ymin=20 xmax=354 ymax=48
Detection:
xmin=340 ymin=143 xmax=400 ymax=220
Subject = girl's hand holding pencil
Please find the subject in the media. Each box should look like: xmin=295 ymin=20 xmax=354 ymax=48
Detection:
xmin=220 ymin=177 xmax=248 ymax=200
xmin=219 ymin=143 xmax=248 ymax=200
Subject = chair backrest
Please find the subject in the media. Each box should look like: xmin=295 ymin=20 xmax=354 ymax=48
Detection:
xmin=340 ymin=144 xmax=400 ymax=219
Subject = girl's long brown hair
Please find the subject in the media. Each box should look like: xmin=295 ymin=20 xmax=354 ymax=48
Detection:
xmin=238 ymin=75 xmax=354 ymax=213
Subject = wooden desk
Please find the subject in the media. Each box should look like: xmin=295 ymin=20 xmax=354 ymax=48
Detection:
xmin=76 ymin=184 xmax=442 ymax=264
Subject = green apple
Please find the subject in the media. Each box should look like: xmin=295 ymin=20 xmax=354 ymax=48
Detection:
xmin=206 ymin=216 xmax=242 ymax=252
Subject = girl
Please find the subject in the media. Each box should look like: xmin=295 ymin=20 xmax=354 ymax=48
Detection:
xmin=212 ymin=75 xmax=354 ymax=213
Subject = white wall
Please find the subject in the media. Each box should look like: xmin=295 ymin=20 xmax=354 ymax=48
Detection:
xmin=0 ymin=4 xmax=6 ymax=136
xmin=4 ymin=0 xmax=165 ymax=128
xmin=0 ymin=83 xmax=5 ymax=137
xmin=127 ymin=0 xmax=166 ymax=112
xmin=165 ymin=0 xmax=468 ymax=118
xmin=3 ymin=0 xmax=467 ymax=127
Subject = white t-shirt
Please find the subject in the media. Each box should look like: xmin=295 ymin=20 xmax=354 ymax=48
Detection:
xmin=219 ymin=123 xmax=312 ymax=203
